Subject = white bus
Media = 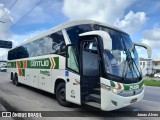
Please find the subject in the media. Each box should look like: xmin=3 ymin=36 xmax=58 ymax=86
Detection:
xmin=7 ymin=20 xmax=151 ymax=111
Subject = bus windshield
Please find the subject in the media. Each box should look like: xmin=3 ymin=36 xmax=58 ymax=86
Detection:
xmin=96 ymin=26 xmax=141 ymax=80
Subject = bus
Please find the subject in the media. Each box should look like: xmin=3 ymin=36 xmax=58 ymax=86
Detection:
xmin=7 ymin=20 xmax=151 ymax=111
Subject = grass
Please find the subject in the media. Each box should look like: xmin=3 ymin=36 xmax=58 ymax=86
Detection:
xmin=144 ymin=79 xmax=160 ymax=87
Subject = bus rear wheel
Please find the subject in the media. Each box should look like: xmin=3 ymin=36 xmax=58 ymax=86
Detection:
xmin=13 ymin=74 xmax=19 ymax=86
xmin=56 ymin=82 xmax=70 ymax=107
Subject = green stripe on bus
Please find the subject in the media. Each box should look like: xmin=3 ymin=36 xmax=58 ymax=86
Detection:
xmin=20 ymin=61 xmax=23 ymax=68
xmin=54 ymin=57 xmax=59 ymax=69
xmin=7 ymin=61 xmax=16 ymax=68
xmin=7 ymin=57 xmax=59 ymax=69
xmin=123 ymin=80 xmax=144 ymax=90
xmin=22 ymin=69 xmax=25 ymax=76
xmin=110 ymin=81 xmax=116 ymax=87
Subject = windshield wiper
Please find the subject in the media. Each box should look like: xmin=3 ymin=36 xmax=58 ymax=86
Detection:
xmin=124 ymin=49 xmax=142 ymax=80
xmin=119 ymin=37 xmax=142 ymax=80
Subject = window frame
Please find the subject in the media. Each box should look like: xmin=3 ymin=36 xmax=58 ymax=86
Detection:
xmin=66 ymin=44 xmax=80 ymax=74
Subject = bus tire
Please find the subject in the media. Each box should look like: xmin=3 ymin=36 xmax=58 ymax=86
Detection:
xmin=14 ymin=74 xmax=19 ymax=86
xmin=12 ymin=75 xmax=15 ymax=85
xmin=56 ymin=82 xmax=70 ymax=107
xmin=11 ymin=72 xmax=13 ymax=80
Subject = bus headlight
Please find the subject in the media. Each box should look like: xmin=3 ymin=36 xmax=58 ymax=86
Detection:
xmin=101 ymin=84 xmax=123 ymax=94
xmin=111 ymin=88 xmax=123 ymax=94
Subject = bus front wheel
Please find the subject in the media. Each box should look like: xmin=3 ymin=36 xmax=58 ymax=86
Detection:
xmin=56 ymin=82 xmax=70 ymax=107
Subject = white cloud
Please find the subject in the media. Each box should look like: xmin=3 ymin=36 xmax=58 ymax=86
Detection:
xmin=0 ymin=1 xmax=52 ymax=60
xmin=0 ymin=3 xmax=13 ymax=60
xmin=63 ymin=0 xmax=136 ymax=24
xmin=63 ymin=0 xmax=147 ymax=34
xmin=143 ymin=27 xmax=160 ymax=41
xmin=142 ymin=27 xmax=160 ymax=49
xmin=0 ymin=3 xmax=13 ymax=39
xmin=115 ymin=11 xmax=147 ymax=34
xmin=141 ymin=27 xmax=160 ymax=58
xmin=0 ymin=27 xmax=46 ymax=60
xmin=10 ymin=29 xmax=47 ymax=47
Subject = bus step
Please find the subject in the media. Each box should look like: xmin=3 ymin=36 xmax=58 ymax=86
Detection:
xmin=84 ymin=102 xmax=101 ymax=109
xmin=89 ymin=94 xmax=101 ymax=103
xmin=82 ymin=92 xmax=88 ymax=95
xmin=92 ymin=88 xmax=100 ymax=95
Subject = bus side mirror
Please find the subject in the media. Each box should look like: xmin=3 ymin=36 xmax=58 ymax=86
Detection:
xmin=132 ymin=42 xmax=152 ymax=58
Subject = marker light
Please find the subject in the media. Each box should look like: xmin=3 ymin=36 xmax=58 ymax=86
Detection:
xmin=112 ymin=88 xmax=117 ymax=93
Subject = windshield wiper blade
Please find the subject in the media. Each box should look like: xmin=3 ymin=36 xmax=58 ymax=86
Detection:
xmin=125 ymin=49 xmax=142 ymax=79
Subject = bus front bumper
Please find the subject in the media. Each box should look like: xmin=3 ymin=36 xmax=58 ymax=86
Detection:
xmin=101 ymin=88 xmax=144 ymax=111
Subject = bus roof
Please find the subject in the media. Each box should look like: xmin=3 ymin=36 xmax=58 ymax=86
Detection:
xmin=11 ymin=20 xmax=127 ymax=49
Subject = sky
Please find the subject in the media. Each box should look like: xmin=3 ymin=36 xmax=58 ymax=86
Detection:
xmin=0 ymin=0 xmax=160 ymax=60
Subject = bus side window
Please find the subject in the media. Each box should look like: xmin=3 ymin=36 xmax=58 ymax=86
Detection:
xmin=66 ymin=45 xmax=79 ymax=73
xmin=49 ymin=31 xmax=66 ymax=56
xmin=66 ymin=24 xmax=92 ymax=45
xmin=34 ymin=38 xmax=48 ymax=56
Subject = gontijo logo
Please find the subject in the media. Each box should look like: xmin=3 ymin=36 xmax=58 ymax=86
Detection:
xmin=27 ymin=57 xmax=58 ymax=69
xmin=30 ymin=60 xmax=49 ymax=67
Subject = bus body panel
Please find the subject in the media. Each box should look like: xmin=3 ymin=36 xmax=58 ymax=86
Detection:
xmin=66 ymin=71 xmax=81 ymax=105
xmin=100 ymin=77 xmax=144 ymax=111
xmin=7 ymin=55 xmax=67 ymax=93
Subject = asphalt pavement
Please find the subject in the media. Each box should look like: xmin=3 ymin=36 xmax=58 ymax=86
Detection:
xmin=0 ymin=72 xmax=160 ymax=120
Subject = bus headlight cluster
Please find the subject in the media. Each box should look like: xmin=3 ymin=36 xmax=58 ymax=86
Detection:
xmin=101 ymin=84 xmax=123 ymax=94
xmin=111 ymin=88 xmax=123 ymax=94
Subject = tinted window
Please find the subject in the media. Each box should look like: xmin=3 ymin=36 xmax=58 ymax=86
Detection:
xmin=48 ymin=31 xmax=66 ymax=55
xmin=8 ymin=31 xmax=66 ymax=60
xmin=8 ymin=50 xmax=12 ymax=60
xmin=83 ymin=41 xmax=97 ymax=51
xmin=25 ymin=42 xmax=35 ymax=57
xmin=66 ymin=24 xmax=92 ymax=44
xmin=18 ymin=45 xmax=29 ymax=59
xmin=34 ymin=38 xmax=48 ymax=56
xmin=8 ymin=48 xmax=18 ymax=60
xmin=95 ymin=25 xmax=124 ymax=50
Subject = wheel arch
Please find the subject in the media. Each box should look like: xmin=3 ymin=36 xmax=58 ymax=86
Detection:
xmin=54 ymin=78 xmax=66 ymax=94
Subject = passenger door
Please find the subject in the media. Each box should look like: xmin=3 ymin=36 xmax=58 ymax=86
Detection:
xmin=65 ymin=45 xmax=81 ymax=105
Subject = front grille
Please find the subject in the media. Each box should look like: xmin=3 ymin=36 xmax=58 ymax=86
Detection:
xmin=119 ymin=88 xmax=143 ymax=97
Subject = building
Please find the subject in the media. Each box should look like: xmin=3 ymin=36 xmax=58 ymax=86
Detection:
xmin=140 ymin=58 xmax=160 ymax=76
xmin=152 ymin=58 xmax=160 ymax=74
xmin=140 ymin=58 xmax=152 ymax=76
xmin=0 ymin=60 xmax=7 ymax=68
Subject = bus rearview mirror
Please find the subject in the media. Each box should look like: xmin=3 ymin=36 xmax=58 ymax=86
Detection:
xmin=132 ymin=42 xmax=152 ymax=58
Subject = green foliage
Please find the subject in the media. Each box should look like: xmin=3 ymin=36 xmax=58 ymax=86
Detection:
xmin=144 ymin=79 xmax=160 ymax=87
